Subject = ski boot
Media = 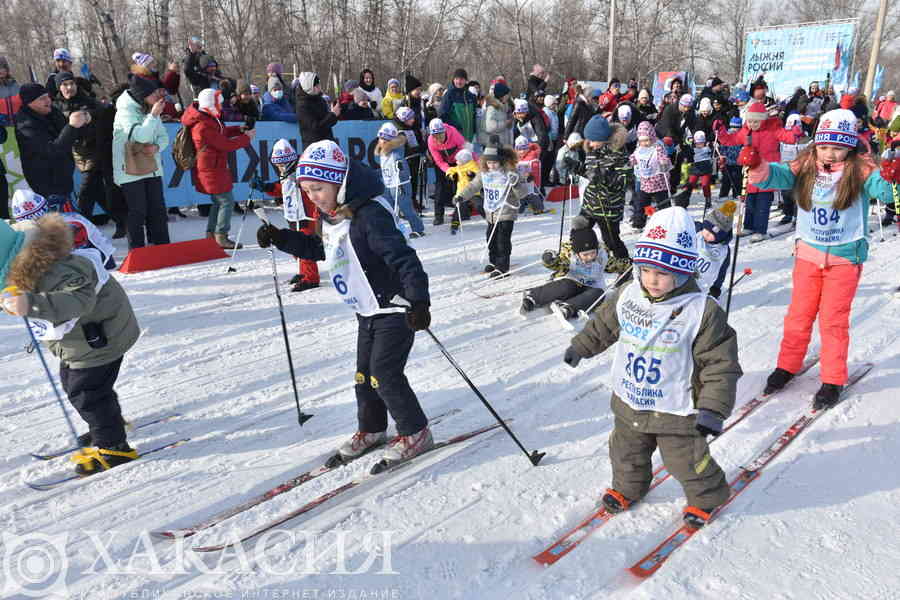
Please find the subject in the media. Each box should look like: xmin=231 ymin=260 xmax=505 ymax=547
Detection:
xmin=812 ymin=383 xmax=843 ymax=411
xmin=325 ymin=431 xmax=388 ymax=468
xmin=291 ymin=280 xmax=320 ymax=293
xmin=551 ymin=301 xmax=576 ymax=320
xmin=489 ymin=269 xmax=508 ymax=279
xmin=683 ymin=506 xmax=714 ymax=529
xmin=520 ymin=292 xmax=536 ymax=315
xmin=601 ymin=489 xmax=633 ymax=514
xmin=289 ymin=274 xmax=303 ymax=285
xmin=371 ymin=427 xmax=434 ymax=474
xmin=764 ymin=368 xmax=794 ymax=395
xmin=76 ymin=432 xmax=92 ymax=447
xmin=72 ymin=444 xmax=138 ymax=476
xmin=483 ymin=264 xmax=495 ymax=274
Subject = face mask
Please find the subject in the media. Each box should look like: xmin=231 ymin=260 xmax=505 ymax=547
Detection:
xmin=271 ymin=90 xmax=283 ymax=100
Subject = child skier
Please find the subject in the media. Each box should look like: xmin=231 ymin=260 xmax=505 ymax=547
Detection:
xmin=515 ymin=135 xmax=545 ymax=214
xmin=375 ymin=122 xmax=426 ymax=238
xmin=251 ymin=139 xmax=321 ymax=292
xmin=1 ymin=215 xmax=140 ymax=475
xmin=716 ymin=117 xmax=743 ymax=200
xmin=453 ymin=140 xmax=528 ymax=277
xmin=745 ymin=109 xmax=899 ymax=408
xmin=674 ymin=131 xmax=714 ymax=209
xmin=11 ymin=190 xmax=117 ymax=270
xmin=445 ymin=147 xmax=479 ymax=227
xmin=714 ymin=102 xmax=801 ymax=242
xmin=576 ymin=115 xmax=632 ymax=273
xmin=255 ymin=140 xmax=435 ymax=470
xmin=562 ymin=206 xmax=742 ymax=528
xmin=521 ymin=216 xmax=608 ymax=320
xmin=629 ymin=121 xmax=672 ymax=229
xmin=694 ymin=201 xmax=736 ymax=299
xmin=555 ymin=132 xmax=584 ymax=186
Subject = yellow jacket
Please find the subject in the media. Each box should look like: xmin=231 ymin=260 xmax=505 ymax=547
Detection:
xmin=381 ymin=91 xmax=405 ymax=119
xmin=446 ymin=160 xmax=480 ymax=196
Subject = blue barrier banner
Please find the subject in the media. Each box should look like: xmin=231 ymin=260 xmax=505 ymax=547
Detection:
xmin=742 ymin=21 xmax=856 ymax=99
xmin=160 ymin=120 xmax=390 ymax=207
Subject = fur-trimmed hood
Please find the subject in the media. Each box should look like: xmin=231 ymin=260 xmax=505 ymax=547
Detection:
xmin=8 ymin=214 xmax=73 ymax=292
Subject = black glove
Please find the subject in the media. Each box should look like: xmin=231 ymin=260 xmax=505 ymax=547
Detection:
xmin=542 ymin=250 xmax=558 ymax=268
xmin=564 ymin=156 xmax=579 ymax=171
xmin=249 ymin=175 xmax=264 ymax=191
xmin=256 ymin=223 xmax=281 ymax=248
xmin=695 ymin=409 xmax=724 ymax=437
xmin=406 ymin=302 xmax=431 ymax=331
xmin=452 ymin=196 xmax=464 ymax=207
xmin=563 ymin=346 xmax=582 ymax=368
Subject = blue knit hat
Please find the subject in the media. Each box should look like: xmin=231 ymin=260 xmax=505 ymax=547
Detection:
xmin=584 ymin=115 xmax=612 ymax=142
xmin=0 ymin=220 xmax=26 ymax=289
xmin=729 ymin=116 xmax=742 ymax=128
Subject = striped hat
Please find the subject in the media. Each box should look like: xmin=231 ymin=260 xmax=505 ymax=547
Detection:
xmin=270 ymin=139 xmax=297 ymax=165
xmin=378 ymin=122 xmax=399 ymax=140
xmin=428 ymin=118 xmax=446 ymax=134
xmin=296 ymin=140 xmax=348 ymax=185
xmin=814 ymin=109 xmax=859 ymax=148
xmin=131 ymin=52 xmax=154 ymax=67
xmin=396 ymin=107 xmax=414 ymax=122
xmin=633 ymin=206 xmax=698 ymax=276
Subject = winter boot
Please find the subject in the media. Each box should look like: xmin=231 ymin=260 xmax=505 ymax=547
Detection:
xmin=291 ymin=281 xmax=320 ymax=293
xmin=76 ymin=432 xmax=92 ymax=448
xmin=325 ymin=431 xmax=387 ymax=468
xmin=372 ymin=427 xmax=434 ymax=473
xmin=520 ymin=292 xmax=536 ymax=314
xmin=72 ymin=443 xmax=138 ymax=476
xmin=289 ymin=274 xmax=303 ymax=285
xmin=483 ymin=264 xmax=495 ymax=274
xmin=812 ymin=383 xmax=843 ymax=411
xmin=764 ymin=367 xmax=794 ymax=395
xmin=683 ymin=506 xmax=714 ymax=529
xmin=601 ymin=489 xmax=633 ymax=514
xmin=432 ymin=214 xmax=445 ymax=226
xmin=551 ymin=301 xmax=576 ymax=320
xmin=215 ymin=233 xmax=243 ymax=250
xmin=779 ymin=214 xmax=794 ymax=225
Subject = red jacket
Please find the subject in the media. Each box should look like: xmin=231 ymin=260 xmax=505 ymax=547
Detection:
xmin=716 ymin=118 xmax=800 ymax=192
xmin=180 ymin=105 xmax=251 ymax=195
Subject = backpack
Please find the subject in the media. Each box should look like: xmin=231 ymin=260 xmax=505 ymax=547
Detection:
xmin=172 ymin=126 xmax=198 ymax=170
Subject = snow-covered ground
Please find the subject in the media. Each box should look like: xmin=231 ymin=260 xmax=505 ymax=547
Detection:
xmin=2 ymin=197 xmax=899 ymax=600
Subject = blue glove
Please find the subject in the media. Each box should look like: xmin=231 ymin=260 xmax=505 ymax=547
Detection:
xmin=695 ymin=409 xmax=724 ymax=437
xmin=563 ymin=346 xmax=582 ymax=368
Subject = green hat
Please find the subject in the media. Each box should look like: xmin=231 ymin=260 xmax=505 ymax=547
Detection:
xmin=0 ymin=219 xmax=25 ymax=289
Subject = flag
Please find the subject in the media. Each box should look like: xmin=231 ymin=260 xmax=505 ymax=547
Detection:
xmin=80 ymin=63 xmax=92 ymax=79
xmin=851 ymin=71 xmax=861 ymax=91
xmin=873 ymin=64 xmax=885 ymax=98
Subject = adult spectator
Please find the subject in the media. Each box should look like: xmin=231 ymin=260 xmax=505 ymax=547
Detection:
xmin=440 ymin=68 xmax=477 ymax=142
xmin=234 ymin=81 xmax=260 ymax=124
xmin=542 ymin=94 xmax=560 ymax=185
xmin=295 ymin=71 xmax=339 ymax=147
xmin=381 ymin=78 xmax=404 ymax=120
xmin=480 ymin=80 xmax=513 ymax=147
xmin=0 ymin=56 xmax=21 ymax=125
xmin=261 ymin=77 xmax=297 ymax=123
xmin=635 ymin=88 xmax=658 ymax=123
xmin=403 ymin=74 xmax=427 ymax=132
xmin=563 ymin=84 xmax=594 ymax=140
xmin=266 ymin=63 xmax=295 ymax=107
xmin=52 ymin=73 xmax=109 ymax=226
xmin=526 ymin=64 xmax=548 ymax=100
xmin=45 ymin=48 xmax=74 ymax=98
xmin=14 ymin=83 xmax=86 ymax=209
xmin=182 ymin=37 xmax=208 ymax=97
xmin=132 ymin=55 xmax=181 ymax=122
xmin=181 ymin=89 xmax=254 ymax=249
xmin=424 ymin=83 xmax=444 ymax=122
xmin=341 ymin=89 xmax=378 ymax=120
xmin=698 ymin=76 xmax=726 ymax=106
xmin=112 ymin=76 xmax=170 ymax=249
xmin=358 ymin=68 xmax=383 ymax=114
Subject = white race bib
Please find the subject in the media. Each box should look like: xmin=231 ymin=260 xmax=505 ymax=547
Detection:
xmin=796 ymin=169 xmax=866 ymax=246
xmin=64 ymin=213 xmax=115 ymax=268
xmin=694 ymin=234 xmax=728 ymax=293
xmin=633 ymin=146 xmax=663 ymax=179
xmin=566 ymin=254 xmax=607 ymax=288
xmin=321 ymin=199 xmax=408 ymax=316
xmin=280 ymin=176 xmax=308 ymax=223
xmin=612 ymin=284 xmax=706 ymax=416
xmin=482 ymin=171 xmax=510 ymax=213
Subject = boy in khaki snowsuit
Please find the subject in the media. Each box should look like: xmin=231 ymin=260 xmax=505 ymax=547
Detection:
xmin=563 ymin=206 xmax=742 ymax=528
xmin=1 ymin=215 xmax=140 ymax=475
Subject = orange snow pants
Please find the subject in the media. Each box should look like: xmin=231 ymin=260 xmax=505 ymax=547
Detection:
xmin=776 ymin=258 xmax=862 ymax=385
xmin=290 ymin=195 xmax=320 ymax=284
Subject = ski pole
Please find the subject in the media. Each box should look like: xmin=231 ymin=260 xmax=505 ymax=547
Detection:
xmin=226 ymin=193 xmax=256 ymax=273
xmin=733 ymin=267 xmax=752 ymax=287
xmin=725 ymin=132 xmax=751 ymax=319
xmin=557 ymin=177 xmax=569 ymax=255
xmin=392 ymin=295 xmax=545 ymax=467
xmin=253 ymin=208 xmax=314 ymax=426
xmin=583 ymin=269 xmax=633 ymax=315
xmin=2 ymin=286 xmax=83 ymax=454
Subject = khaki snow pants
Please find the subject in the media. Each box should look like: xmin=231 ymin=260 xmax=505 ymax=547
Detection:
xmin=609 ymin=417 xmax=729 ymax=510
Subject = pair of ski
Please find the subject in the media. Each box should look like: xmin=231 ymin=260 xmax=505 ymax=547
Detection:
xmin=25 ymin=413 xmax=187 ymax=491
xmin=533 ymin=354 xmax=821 ymax=566
xmin=535 ymin=359 xmax=872 ymax=580
xmin=153 ymin=409 xmax=501 ymax=551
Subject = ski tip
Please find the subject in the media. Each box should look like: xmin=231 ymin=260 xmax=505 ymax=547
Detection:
xmin=152 ymin=530 xmax=196 ymax=540
xmin=298 ymin=413 xmax=314 ymax=426
xmin=192 ymin=543 xmax=230 ymax=553
xmin=529 ymin=450 xmax=547 ymax=466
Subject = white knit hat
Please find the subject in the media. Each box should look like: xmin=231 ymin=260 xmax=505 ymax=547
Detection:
xmin=132 ymin=52 xmax=154 ymax=67
xmin=455 ymin=148 xmax=473 ymax=164
xmin=513 ymin=99 xmax=529 ymax=114
xmin=428 ymin=118 xmax=445 ymax=134
xmin=396 ymin=106 xmax=414 ymax=122
xmin=633 ymin=206 xmax=698 ymax=276
xmin=814 ymin=109 xmax=859 ymax=148
xmin=197 ymin=88 xmax=222 ymax=117
xmin=11 ymin=190 xmax=49 ymax=221
xmin=698 ymin=97 xmax=713 ymax=114
xmin=270 ymin=139 xmax=297 ymax=165
xmin=514 ymin=136 xmax=530 ymax=150
xmin=693 ymin=130 xmax=706 ymax=144
xmin=296 ymin=140 xmax=348 ymax=185
xmin=378 ymin=122 xmax=399 ymax=140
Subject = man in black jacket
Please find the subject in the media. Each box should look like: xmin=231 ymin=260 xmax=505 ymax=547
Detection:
xmin=295 ymin=71 xmax=340 ymax=147
xmin=15 ymin=83 xmax=88 ymax=208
